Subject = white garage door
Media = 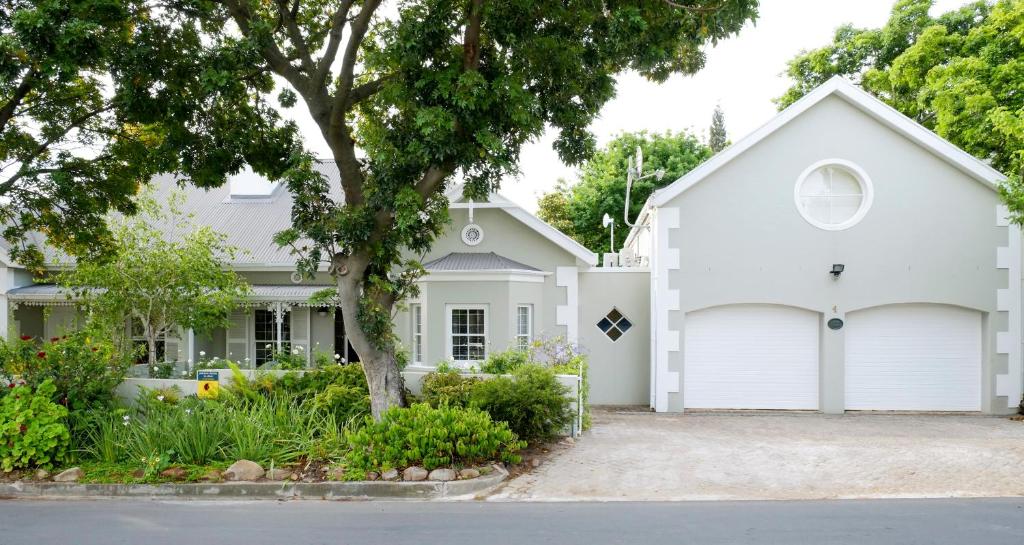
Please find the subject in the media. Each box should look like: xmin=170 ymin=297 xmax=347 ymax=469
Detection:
xmin=845 ymin=304 xmax=981 ymax=411
xmin=684 ymin=305 xmax=819 ymax=409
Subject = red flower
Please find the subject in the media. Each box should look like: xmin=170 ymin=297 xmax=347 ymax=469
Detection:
xmin=18 ymin=335 xmax=31 ymax=341
xmin=49 ymin=337 xmax=58 ymax=343
xmin=36 ymin=351 xmax=46 ymax=359
xmin=6 ymin=383 xmax=13 ymax=389
xmin=18 ymin=424 xmax=26 ymax=435
xmin=91 ymin=347 xmax=98 ymax=352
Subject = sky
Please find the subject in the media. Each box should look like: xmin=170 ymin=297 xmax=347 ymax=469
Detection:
xmin=276 ymin=0 xmax=967 ymax=212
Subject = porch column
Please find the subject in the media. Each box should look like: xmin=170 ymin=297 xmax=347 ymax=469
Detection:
xmin=274 ymin=302 xmax=284 ymax=353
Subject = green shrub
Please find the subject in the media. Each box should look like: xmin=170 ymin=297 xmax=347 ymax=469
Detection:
xmin=0 ymin=380 xmax=71 ymax=471
xmin=74 ymin=408 xmax=132 ymax=464
xmin=420 ymin=370 xmax=480 ymax=408
xmin=311 ymin=384 xmax=370 ymax=424
xmin=345 ymin=403 xmax=524 ymax=475
xmin=4 ymin=332 xmax=131 ymax=412
xmin=479 ymin=349 xmax=529 ymax=375
xmin=469 ymin=365 xmax=573 ymax=443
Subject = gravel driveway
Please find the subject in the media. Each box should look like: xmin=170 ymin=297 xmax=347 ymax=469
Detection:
xmin=491 ymin=409 xmax=1024 ymax=501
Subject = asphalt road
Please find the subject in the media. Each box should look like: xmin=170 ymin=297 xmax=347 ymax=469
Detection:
xmin=1 ymin=498 xmax=1022 ymax=545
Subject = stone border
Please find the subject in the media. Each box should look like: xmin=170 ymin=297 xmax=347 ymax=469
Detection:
xmin=0 ymin=465 xmax=507 ymax=501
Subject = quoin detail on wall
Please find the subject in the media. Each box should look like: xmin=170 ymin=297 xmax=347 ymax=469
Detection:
xmin=794 ymin=159 xmax=874 ymax=231
xmin=461 ymin=223 xmax=484 ymax=246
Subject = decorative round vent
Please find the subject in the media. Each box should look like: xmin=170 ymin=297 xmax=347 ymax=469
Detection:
xmin=461 ymin=223 xmax=484 ymax=246
xmin=290 ymin=272 xmax=303 ymax=284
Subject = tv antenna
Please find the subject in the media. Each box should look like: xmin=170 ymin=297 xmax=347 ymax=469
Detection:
xmin=623 ymin=146 xmax=665 ymax=227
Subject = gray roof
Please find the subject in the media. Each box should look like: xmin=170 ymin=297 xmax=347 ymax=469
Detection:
xmin=422 ymin=252 xmax=539 ymax=272
xmin=7 ymin=283 xmax=332 ymax=306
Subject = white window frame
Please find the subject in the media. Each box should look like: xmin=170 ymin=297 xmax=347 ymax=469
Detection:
xmin=129 ymin=318 xmax=166 ymax=364
xmin=445 ymin=304 xmax=488 ymax=365
xmin=254 ymin=307 xmax=291 ymax=365
xmin=516 ymin=304 xmax=532 ymax=351
xmin=410 ymin=303 xmax=424 ymax=365
xmin=793 ymin=158 xmax=874 ymax=231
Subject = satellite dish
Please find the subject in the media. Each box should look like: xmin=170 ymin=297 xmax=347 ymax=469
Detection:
xmin=602 ymin=213 xmax=613 ymax=228
xmin=635 ymin=146 xmax=643 ymax=178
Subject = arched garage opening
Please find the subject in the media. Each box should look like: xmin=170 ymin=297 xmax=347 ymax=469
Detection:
xmin=683 ymin=304 xmax=820 ymax=410
xmin=845 ymin=303 xmax=982 ymax=412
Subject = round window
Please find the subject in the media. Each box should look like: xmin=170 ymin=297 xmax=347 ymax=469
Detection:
xmin=461 ymin=223 xmax=484 ymax=246
xmin=794 ymin=159 xmax=873 ymax=231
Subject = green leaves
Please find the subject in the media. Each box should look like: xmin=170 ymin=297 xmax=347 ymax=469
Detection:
xmin=0 ymin=380 xmax=71 ymax=471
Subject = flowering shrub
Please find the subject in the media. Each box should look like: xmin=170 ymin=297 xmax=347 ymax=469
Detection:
xmin=344 ymin=403 xmax=524 ymax=477
xmin=0 ymin=380 xmax=70 ymax=471
xmin=2 ymin=332 xmax=131 ymax=411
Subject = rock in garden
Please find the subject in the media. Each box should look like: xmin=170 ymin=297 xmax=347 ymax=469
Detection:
xmin=366 ymin=471 xmax=380 ymax=481
xmin=265 ymin=468 xmax=291 ymax=481
xmin=428 ymin=468 xmax=457 ymax=482
xmin=381 ymin=469 xmax=399 ymax=481
xmin=160 ymin=467 xmax=187 ymax=479
xmin=53 ymin=467 xmax=83 ymax=482
xmin=402 ymin=466 xmax=428 ymax=481
xmin=530 ymin=458 xmax=542 ymax=468
xmin=223 ymin=460 xmax=264 ymax=481
xmin=458 ymin=468 xmax=480 ymax=480
xmin=33 ymin=469 xmax=50 ymax=481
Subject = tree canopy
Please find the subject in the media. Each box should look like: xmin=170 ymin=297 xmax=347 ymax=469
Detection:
xmin=1 ymin=0 xmax=299 ymax=269
xmin=708 ymin=104 xmax=727 ymax=152
xmin=537 ymin=131 xmax=712 ymax=254
xmin=776 ymin=0 xmax=1023 ymax=192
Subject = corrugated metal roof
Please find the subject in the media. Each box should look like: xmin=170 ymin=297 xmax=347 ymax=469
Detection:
xmin=8 ymin=284 xmax=331 ymax=305
xmin=422 ymin=252 xmax=539 ymax=272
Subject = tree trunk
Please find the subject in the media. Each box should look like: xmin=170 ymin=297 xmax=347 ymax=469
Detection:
xmin=147 ymin=331 xmax=158 ymax=368
xmin=335 ymin=255 xmax=407 ymax=419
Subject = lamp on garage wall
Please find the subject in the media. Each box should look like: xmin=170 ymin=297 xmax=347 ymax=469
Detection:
xmin=830 ymin=264 xmax=844 ymax=279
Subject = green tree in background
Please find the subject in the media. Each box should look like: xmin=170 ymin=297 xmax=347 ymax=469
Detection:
xmin=709 ymin=104 xmax=728 ymax=152
xmin=776 ymin=0 xmax=1024 ymax=221
xmin=537 ymin=131 xmax=712 ymax=254
xmin=1 ymin=0 xmax=297 ymax=270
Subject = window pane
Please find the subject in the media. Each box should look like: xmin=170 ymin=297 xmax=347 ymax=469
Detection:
xmin=830 ymin=195 xmax=863 ymax=224
xmin=617 ymin=318 xmax=632 ymax=333
xmin=829 ymin=168 xmax=862 ymax=196
xmin=800 ymin=169 xmax=830 ymax=197
xmin=606 ymin=327 xmax=623 ymax=341
xmin=607 ymin=308 xmax=623 ymax=322
xmin=468 ymin=335 xmax=486 ymax=360
xmin=801 ymin=197 xmax=831 ymax=224
xmin=467 ymin=309 xmax=484 ymax=334
xmin=597 ymin=317 xmax=613 ymax=333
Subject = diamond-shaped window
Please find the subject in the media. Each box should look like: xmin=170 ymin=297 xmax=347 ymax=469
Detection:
xmin=597 ymin=308 xmax=633 ymax=342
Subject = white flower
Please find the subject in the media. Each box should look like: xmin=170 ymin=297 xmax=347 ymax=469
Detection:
xmin=213 ymin=356 xmax=219 ymax=361
xmin=156 ymin=395 xmax=164 ymax=402
xmin=297 ymin=345 xmax=304 ymax=351
xmin=152 ymin=366 xmax=158 ymax=371
xmin=244 ymin=357 xmax=250 ymax=362
xmin=185 ymin=409 xmax=192 ymax=416
xmin=265 ymin=344 xmax=272 ymax=350
xmin=341 ymin=358 xmax=347 ymax=364
xmin=181 ymin=371 xmax=188 ymax=376
xmin=187 ymin=359 xmax=193 ymax=364
xmin=122 ymin=415 xmax=130 ymax=421
xmin=199 ymin=350 xmax=206 ymax=357
xmin=334 ymin=354 xmax=341 ymax=360
xmin=292 ymin=349 xmax=298 ymax=354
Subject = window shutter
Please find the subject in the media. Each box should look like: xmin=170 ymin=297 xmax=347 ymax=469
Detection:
xmin=290 ymin=307 xmax=310 ymax=365
xmin=226 ymin=309 xmax=251 ymax=365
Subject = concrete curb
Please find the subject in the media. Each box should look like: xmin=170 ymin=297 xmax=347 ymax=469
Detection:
xmin=0 ymin=465 xmax=507 ymax=501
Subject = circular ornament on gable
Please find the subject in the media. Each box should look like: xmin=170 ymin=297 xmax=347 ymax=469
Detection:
xmin=290 ymin=272 xmax=303 ymax=284
xmin=461 ymin=224 xmax=484 ymax=246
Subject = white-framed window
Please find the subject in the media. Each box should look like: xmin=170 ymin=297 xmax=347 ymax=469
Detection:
xmin=130 ymin=318 xmax=165 ymax=364
xmin=446 ymin=304 xmax=487 ymax=363
xmin=516 ymin=304 xmax=532 ymax=351
xmin=794 ymin=159 xmax=873 ymax=231
xmin=411 ymin=303 xmax=423 ymax=365
xmin=254 ymin=308 xmax=290 ymax=365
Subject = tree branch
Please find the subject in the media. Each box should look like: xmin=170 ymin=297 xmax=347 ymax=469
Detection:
xmin=661 ymin=0 xmax=726 ymax=13
xmin=463 ymin=0 xmax=483 ymax=70
xmin=222 ymin=0 xmax=311 ymax=94
xmin=0 ymin=72 xmax=36 ymax=134
xmin=312 ymin=0 xmax=355 ymax=89
xmin=276 ymin=0 xmax=316 ymax=74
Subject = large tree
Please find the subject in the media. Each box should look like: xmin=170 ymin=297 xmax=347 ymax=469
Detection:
xmin=776 ymin=0 xmax=1024 ymax=197
xmin=537 ymin=131 xmax=712 ymax=254
xmin=1 ymin=0 xmax=299 ymax=269
xmin=163 ymin=0 xmax=757 ymax=417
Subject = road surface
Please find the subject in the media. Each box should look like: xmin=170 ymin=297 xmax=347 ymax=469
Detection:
xmin=1 ymin=498 xmax=1022 ymax=545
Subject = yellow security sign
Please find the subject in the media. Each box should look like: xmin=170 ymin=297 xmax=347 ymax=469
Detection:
xmin=197 ymin=370 xmax=219 ymax=399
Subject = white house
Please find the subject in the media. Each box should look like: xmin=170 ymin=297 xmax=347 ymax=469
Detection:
xmin=0 ymin=77 xmax=1020 ymax=414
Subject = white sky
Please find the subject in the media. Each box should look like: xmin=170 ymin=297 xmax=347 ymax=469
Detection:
xmin=281 ymin=0 xmax=966 ymax=212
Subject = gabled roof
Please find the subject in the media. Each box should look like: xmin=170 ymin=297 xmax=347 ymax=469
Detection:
xmin=447 ymin=183 xmax=598 ymax=266
xmin=423 ymin=252 xmax=540 ymax=272
xmin=650 ymin=76 xmax=1006 ymax=208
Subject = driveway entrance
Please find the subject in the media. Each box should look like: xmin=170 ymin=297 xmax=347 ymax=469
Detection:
xmin=491 ymin=409 xmax=1024 ymax=501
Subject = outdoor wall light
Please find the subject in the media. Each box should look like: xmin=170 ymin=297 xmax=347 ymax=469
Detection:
xmin=830 ymin=264 xmax=845 ymax=278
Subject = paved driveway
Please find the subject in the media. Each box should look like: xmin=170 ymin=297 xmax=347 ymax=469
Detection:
xmin=491 ymin=409 xmax=1024 ymax=501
